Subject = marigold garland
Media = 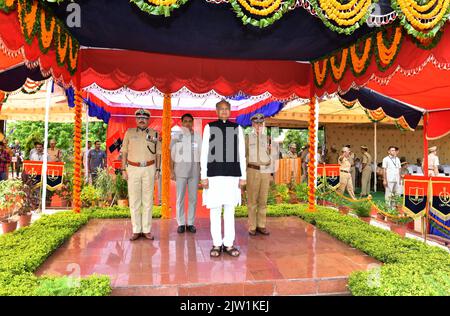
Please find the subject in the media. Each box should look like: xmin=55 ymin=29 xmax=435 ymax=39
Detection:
xmin=375 ymin=26 xmax=403 ymax=70
xmin=0 ymin=0 xmax=79 ymax=74
xmin=330 ymin=48 xmax=348 ymax=82
xmin=349 ymin=37 xmax=373 ymax=76
xmin=312 ymin=59 xmax=329 ymax=88
xmin=39 ymin=8 xmax=55 ymax=52
xmin=162 ymin=94 xmax=172 ymax=219
xmin=72 ymin=90 xmax=83 ymax=213
xmin=307 ymin=97 xmax=317 ymax=212
xmin=237 ymin=0 xmax=282 ymax=16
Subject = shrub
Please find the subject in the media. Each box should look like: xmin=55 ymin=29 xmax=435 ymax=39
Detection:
xmin=351 ymin=201 xmax=371 ymax=217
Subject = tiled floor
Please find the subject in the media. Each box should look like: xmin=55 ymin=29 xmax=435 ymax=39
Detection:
xmin=36 ymin=217 xmax=380 ymax=295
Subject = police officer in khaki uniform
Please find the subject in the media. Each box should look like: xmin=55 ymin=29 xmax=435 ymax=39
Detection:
xmin=426 ymin=146 xmax=440 ymax=176
xmin=121 ymin=109 xmax=162 ymax=241
xmin=337 ymin=146 xmax=356 ymax=200
xmin=246 ymin=113 xmax=272 ymax=236
xmin=360 ymin=145 xmax=372 ymax=197
xmin=345 ymin=145 xmax=356 ymax=190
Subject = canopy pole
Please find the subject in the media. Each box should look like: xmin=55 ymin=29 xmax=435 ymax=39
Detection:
xmin=161 ymin=94 xmax=171 ymax=219
xmin=373 ymin=122 xmax=377 ymax=193
xmin=307 ymin=96 xmax=318 ymax=212
xmin=72 ymin=90 xmax=83 ymax=213
xmin=423 ymin=113 xmax=429 ymax=242
xmin=84 ymin=104 xmax=89 ymax=183
xmin=41 ymin=79 xmax=53 ymax=213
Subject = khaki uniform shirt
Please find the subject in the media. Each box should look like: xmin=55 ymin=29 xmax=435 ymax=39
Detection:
xmin=245 ymin=132 xmax=271 ymax=167
xmin=283 ymin=151 xmax=297 ymax=159
xmin=362 ymin=152 xmax=372 ymax=169
xmin=339 ymin=156 xmax=351 ymax=172
xmin=428 ymin=153 xmax=440 ymax=170
xmin=348 ymin=152 xmax=355 ymax=167
xmin=121 ymin=127 xmax=162 ymax=163
xmin=48 ymin=148 xmax=62 ymax=162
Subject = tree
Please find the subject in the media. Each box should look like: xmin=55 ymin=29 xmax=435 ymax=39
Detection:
xmin=282 ymin=129 xmax=325 ymax=155
xmin=5 ymin=121 xmax=108 ymax=159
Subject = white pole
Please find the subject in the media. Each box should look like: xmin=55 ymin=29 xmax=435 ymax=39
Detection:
xmin=84 ymin=104 xmax=89 ymax=183
xmin=41 ymin=79 xmax=53 ymax=213
xmin=373 ymin=122 xmax=377 ymax=193
xmin=313 ymin=97 xmax=320 ymax=189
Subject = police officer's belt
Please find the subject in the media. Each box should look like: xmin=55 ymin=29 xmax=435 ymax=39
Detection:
xmin=127 ymin=160 xmax=155 ymax=167
xmin=248 ymin=164 xmax=262 ymax=170
xmin=340 ymin=169 xmax=350 ymax=173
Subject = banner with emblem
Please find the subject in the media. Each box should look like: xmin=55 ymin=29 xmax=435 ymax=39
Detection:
xmin=430 ymin=177 xmax=450 ymax=221
xmin=403 ymin=175 xmax=429 ymax=219
xmin=317 ymin=164 xmax=340 ymax=189
xmin=22 ymin=160 xmax=43 ymax=187
xmin=46 ymin=162 xmax=65 ymax=191
xmin=22 ymin=161 xmax=65 ymax=190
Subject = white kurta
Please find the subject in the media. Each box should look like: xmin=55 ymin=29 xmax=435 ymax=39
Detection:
xmin=200 ymin=122 xmax=247 ymax=209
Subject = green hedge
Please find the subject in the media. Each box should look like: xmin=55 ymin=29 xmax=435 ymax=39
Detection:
xmin=269 ymin=204 xmax=450 ymax=296
xmin=0 ymin=212 xmax=111 ymax=296
xmin=82 ymin=205 xmax=161 ymax=219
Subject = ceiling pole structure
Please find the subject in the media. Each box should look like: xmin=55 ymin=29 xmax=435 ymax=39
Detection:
xmin=422 ymin=113 xmax=429 ymax=243
xmin=161 ymin=94 xmax=172 ymax=219
xmin=41 ymin=79 xmax=53 ymax=214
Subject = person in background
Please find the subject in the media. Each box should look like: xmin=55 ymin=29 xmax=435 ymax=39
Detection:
xmin=3 ymin=138 xmax=12 ymax=179
xmin=382 ymin=146 xmax=401 ymax=205
xmin=30 ymin=142 xmax=46 ymax=161
xmin=11 ymin=140 xmax=23 ymax=179
xmin=355 ymin=157 xmax=362 ymax=189
xmin=360 ymin=145 xmax=372 ymax=197
xmin=47 ymin=139 xmax=62 ymax=162
xmin=0 ymin=142 xmax=11 ymax=181
xmin=300 ymin=144 xmax=309 ymax=183
xmin=337 ymin=146 xmax=356 ymax=200
xmin=88 ymin=140 xmax=107 ymax=184
xmin=82 ymin=141 xmax=92 ymax=183
xmin=283 ymin=143 xmax=298 ymax=158
xmin=345 ymin=145 xmax=356 ymax=191
xmin=424 ymin=146 xmax=439 ymax=176
xmin=400 ymin=157 xmax=410 ymax=194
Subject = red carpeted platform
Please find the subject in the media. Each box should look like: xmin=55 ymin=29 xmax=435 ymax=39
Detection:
xmin=36 ymin=217 xmax=379 ymax=296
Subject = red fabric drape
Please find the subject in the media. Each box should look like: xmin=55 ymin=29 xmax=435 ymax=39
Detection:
xmin=0 ymin=10 xmax=73 ymax=87
xmin=315 ymin=24 xmax=450 ymax=98
xmin=79 ymin=49 xmax=311 ymax=100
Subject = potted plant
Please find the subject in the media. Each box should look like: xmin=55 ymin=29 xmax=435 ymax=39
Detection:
xmin=18 ymin=174 xmax=40 ymax=227
xmin=114 ymin=172 xmax=128 ymax=207
xmin=295 ymin=182 xmax=308 ymax=203
xmin=350 ymin=201 xmax=371 ymax=218
xmin=55 ymin=172 xmax=73 ymax=208
xmin=81 ymin=185 xmax=100 ymax=208
xmin=0 ymin=179 xmax=25 ymax=233
xmin=275 ymin=184 xmax=290 ymax=204
xmin=94 ymin=167 xmax=115 ymax=206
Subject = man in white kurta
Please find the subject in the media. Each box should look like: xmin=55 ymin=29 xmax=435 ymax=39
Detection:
xmin=382 ymin=146 xmax=401 ymax=205
xmin=200 ymin=100 xmax=246 ymax=258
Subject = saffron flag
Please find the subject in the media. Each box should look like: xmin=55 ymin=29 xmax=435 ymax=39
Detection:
xmin=317 ymin=164 xmax=340 ymax=189
xmin=430 ymin=177 xmax=450 ymax=221
xmin=403 ymin=175 xmax=429 ymax=219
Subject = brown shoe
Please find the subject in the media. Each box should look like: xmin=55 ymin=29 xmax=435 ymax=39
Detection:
xmin=129 ymin=233 xmax=141 ymax=241
xmin=256 ymin=227 xmax=270 ymax=235
xmin=143 ymin=233 xmax=155 ymax=240
xmin=249 ymin=230 xmax=256 ymax=236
